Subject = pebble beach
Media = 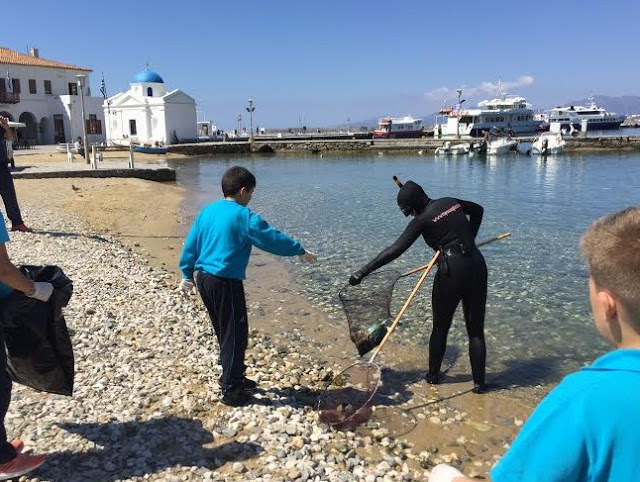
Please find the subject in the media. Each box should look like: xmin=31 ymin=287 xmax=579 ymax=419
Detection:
xmin=5 ymin=158 xmax=539 ymax=481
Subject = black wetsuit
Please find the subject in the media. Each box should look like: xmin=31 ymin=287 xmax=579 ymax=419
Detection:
xmin=353 ymin=192 xmax=488 ymax=387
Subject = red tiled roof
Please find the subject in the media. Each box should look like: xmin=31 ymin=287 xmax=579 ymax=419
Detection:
xmin=0 ymin=47 xmax=92 ymax=72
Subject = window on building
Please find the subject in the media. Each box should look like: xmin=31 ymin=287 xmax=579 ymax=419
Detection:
xmin=44 ymin=80 xmax=52 ymax=94
xmin=147 ymin=87 xmax=153 ymax=96
xmin=68 ymin=83 xmax=78 ymax=95
xmin=29 ymin=79 xmax=37 ymax=94
xmin=129 ymin=119 xmax=137 ymax=136
xmin=12 ymin=79 xmax=20 ymax=94
xmin=87 ymin=115 xmax=103 ymax=135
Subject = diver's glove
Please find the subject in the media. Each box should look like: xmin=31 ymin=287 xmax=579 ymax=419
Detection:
xmin=349 ymin=268 xmax=368 ymax=286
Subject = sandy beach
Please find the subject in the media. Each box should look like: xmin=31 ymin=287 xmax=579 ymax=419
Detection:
xmin=6 ymin=150 xmax=544 ymax=480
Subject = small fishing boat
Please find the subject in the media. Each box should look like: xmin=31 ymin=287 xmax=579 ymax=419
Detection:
xmin=487 ymin=137 xmax=517 ymax=155
xmin=435 ymin=141 xmax=470 ymax=156
xmin=531 ymin=132 xmax=565 ymax=155
xmin=132 ymin=145 xmax=168 ymax=154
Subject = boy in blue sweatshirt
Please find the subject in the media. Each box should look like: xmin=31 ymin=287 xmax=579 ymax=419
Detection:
xmin=429 ymin=206 xmax=640 ymax=482
xmin=179 ymin=166 xmax=316 ymax=406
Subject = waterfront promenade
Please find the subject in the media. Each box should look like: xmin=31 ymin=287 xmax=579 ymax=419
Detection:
xmin=169 ymin=133 xmax=640 ymax=156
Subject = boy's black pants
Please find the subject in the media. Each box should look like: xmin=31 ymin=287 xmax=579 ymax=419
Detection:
xmin=195 ymin=272 xmax=248 ymax=393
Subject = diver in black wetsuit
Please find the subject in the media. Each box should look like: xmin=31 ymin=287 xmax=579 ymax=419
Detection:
xmin=349 ymin=179 xmax=489 ymax=393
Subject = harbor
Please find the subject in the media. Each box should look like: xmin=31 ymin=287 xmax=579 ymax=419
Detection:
xmin=168 ymin=132 xmax=640 ymax=156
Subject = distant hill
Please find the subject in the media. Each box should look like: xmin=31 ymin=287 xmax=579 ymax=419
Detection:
xmin=562 ymin=95 xmax=640 ymax=115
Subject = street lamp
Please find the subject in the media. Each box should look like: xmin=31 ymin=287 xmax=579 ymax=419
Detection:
xmin=455 ymin=88 xmax=466 ymax=139
xmin=246 ymin=98 xmax=255 ymax=142
xmin=76 ymin=74 xmax=89 ymax=163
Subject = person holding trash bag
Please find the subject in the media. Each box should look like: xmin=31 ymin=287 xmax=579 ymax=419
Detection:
xmin=349 ymin=177 xmax=489 ymax=393
xmin=0 ymin=212 xmax=53 ymax=479
xmin=179 ymin=166 xmax=317 ymax=407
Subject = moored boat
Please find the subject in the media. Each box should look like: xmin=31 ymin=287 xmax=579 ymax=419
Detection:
xmin=436 ymin=90 xmax=541 ymax=137
xmin=372 ymin=116 xmax=424 ymax=139
xmin=487 ymin=137 xmax=518 ymax=155
xmin=435 ymin=141 xmax=470 ymax=155
xmin=545 ymin=98 xmax=625 ymax=131
xmin=132 ymin=145 xmax=168 ymax=154
xmin=531 ymin=132 xmax=565 ymax=155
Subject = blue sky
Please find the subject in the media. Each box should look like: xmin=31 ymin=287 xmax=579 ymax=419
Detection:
xmin=3 ymin=0 xmax=639 ymax=129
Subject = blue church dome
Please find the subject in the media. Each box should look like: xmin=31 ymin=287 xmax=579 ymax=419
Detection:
xmin=131 ymin=69 xmax=164 ymax=84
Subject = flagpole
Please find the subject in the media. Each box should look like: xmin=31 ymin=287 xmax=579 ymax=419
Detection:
xmin=76 ymin=74 xmax=90 ymax=163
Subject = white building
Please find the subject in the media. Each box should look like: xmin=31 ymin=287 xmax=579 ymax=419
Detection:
xmin=0 ymin=46 xmax=105 ymax=145
xmin=104 ymin=69 xmax=196 ymax=146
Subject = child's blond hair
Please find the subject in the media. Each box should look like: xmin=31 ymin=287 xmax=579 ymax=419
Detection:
xmin=581 ymin=206 xmax=640 ymax=329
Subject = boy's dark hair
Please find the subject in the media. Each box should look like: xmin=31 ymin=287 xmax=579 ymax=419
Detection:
xmin=581 ymin=206 xmax=640 ymax=326
xmin=221 ymin=166 xmax=256 ymax=197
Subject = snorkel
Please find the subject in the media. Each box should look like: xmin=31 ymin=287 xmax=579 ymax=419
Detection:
xmin=393 ymin=176 xmax=430 ymax=217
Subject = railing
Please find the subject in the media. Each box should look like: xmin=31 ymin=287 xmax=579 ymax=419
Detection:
xmin=0 ymin=92 xmax=20 ymax=104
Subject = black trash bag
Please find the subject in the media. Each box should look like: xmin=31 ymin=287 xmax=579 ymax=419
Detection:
xmin=2 ymin=265 xmax=74 ymax=396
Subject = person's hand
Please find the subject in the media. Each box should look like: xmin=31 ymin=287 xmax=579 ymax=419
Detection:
xmin=180 ymin=278 xmax=195 ymax=298
xmin=299 ymin=251 xmax=317 ymax=263
xmin=428 ymin=464 xmax=465 ymax=482
xmin=0 ymin=116 xmax=8 ymax=129
xmin=26 ymin=282 xmax=54 ymax=302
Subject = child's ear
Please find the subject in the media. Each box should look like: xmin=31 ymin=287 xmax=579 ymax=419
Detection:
xmin=599 ymin=290 xmax=618 ymax=322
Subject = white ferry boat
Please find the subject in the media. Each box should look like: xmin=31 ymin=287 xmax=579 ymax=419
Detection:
xmin=372 ymin=116 xmax=424 ymax=138
xmin=436 ymin=94 xmax=541 ymax=138
xmin=544 ymin=99 xmax=625 ymax=131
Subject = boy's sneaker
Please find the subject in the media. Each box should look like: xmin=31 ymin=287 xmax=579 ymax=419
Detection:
xmin=242 ymin=377 xmax=258 ymax=390
xmin=11 ymin=224 xmax=32 ymax=233
xmin=220 ymin=387 xmax=252 ymax=407
xmin=0 ymin=453 xmax=46 ymax=480
xmin=218 ymin=377 xmax=258 ymax=390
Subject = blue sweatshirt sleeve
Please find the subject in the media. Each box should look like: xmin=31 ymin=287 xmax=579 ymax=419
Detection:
xmin=248 ymin=212 xmax=305 ymax=256
xmin=179 ymin=215 xmax=200 ymax=279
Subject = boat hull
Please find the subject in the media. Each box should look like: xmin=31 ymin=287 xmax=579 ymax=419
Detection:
xmin=372 ymin=130 xmax=424 ymax=139
xmin=487 ymin=140 xmax=517 ymax=155
xmin=132 ymin=146 xmax=168 ymax=154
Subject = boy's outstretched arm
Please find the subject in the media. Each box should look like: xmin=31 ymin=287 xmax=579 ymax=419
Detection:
xmin=248 ymin=213 xmax=310 ymax=258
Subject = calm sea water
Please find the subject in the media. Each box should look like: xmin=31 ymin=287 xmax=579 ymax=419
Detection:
xmin=169 ymin=151 xmax=640 ymax=386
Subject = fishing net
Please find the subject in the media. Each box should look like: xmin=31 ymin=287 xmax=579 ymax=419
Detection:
xmin=339 ymin=269 xmax=404 ymax=357
xmin=317 ymin=361 xmax=381 ymax=429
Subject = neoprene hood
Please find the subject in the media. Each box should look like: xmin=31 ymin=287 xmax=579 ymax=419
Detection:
xmin=397 ymin=180 xmax=430 ymax=216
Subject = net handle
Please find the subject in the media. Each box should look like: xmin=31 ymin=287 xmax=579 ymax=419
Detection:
xmin=402 ymin=232 xmax=511 ymax=277
xmin=368 ymin=250 xmax=440 ymax=363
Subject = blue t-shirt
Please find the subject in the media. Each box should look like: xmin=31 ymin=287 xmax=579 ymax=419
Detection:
xmin=491 ymin=349 xmax=640 ymax=482
xmin=0 ymin=218 xmax=12 ymax=298
xmin=179 ymin=199 xmax=304 ymax=280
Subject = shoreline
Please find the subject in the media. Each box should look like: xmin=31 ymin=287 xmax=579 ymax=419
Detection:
xmin=10 ymin=159 xmax=544 ymax=480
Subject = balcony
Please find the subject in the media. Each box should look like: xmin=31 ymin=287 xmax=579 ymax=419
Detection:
xmin=0 ymin=92 xmax=20 ymax=104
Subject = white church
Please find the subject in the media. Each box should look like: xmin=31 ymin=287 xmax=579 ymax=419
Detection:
xmin=104 ymin=69 xmax=197 ymax=146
